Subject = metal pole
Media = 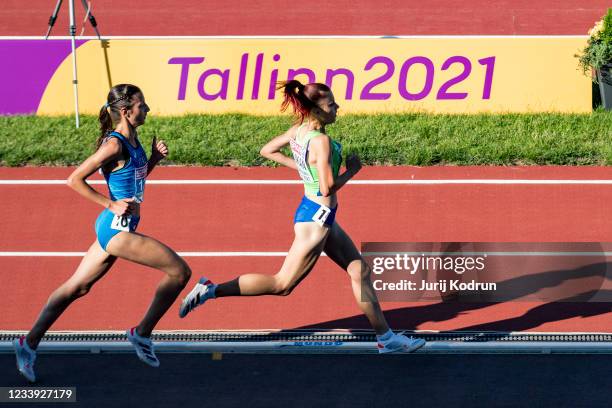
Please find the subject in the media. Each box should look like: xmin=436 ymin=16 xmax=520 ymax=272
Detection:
xmin=80 ymin=0 xmax=101 ymax=39
xmin=45 ymin=0 xmax=64 ymax=39
xmin=68 ymin=0 xmax=80 ymax=128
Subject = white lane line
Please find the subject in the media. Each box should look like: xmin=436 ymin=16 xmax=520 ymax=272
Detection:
xmin=0 ymin=252 xmax=293 ymax=257
xmin=0 ymin=179 xmax=611 ymax=185
xmin=362 ymin=252 xmax=612 ymax=256
xmin=2 ymin=251 xmax=611 ymax=257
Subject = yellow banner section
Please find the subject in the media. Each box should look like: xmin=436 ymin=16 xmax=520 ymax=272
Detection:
xmin=38 ymin=38 xmax=590 ymax=115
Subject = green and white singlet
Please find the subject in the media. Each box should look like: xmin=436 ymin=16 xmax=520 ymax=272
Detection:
xmin=289 ymin=124 xmax=343 ymax=197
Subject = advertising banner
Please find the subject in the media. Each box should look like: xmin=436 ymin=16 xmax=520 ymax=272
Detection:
xmin=0 ymin=37 xmax=591 ymax=115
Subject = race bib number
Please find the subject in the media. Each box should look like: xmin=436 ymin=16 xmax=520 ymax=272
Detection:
xmin=110 ymin=214 xmax=132 ymax=232
xmin=312 ymin=204 xmax=332 ymax=227
xmin=134 ymin=164 xmax=148 ymax=203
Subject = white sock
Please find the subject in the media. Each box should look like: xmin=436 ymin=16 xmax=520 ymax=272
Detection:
xmin=376 ymin=329 xmax=394 ymax=342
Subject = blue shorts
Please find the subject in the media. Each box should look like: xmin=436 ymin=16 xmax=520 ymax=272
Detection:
xmin=94 ymin=208 xmax=140 ymax=251
xmin=293 ymin=196 xmax=337 ymax=227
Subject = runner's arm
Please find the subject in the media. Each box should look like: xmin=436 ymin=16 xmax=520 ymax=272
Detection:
xmin=67 ymin=138 xmax=123 ymax=209
xmin=310 ymin=135 xmax=361 ymax=197
xmin=260 ymin=127 xmax=298 ymax=170
xmin=147 ymin=135 xmax=168 ymax=176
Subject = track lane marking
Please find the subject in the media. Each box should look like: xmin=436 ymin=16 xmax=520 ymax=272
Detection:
xmin=0 ymin=179 xmax=611 ymax=185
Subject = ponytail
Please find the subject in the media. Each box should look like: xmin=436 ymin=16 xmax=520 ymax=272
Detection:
xmin=96 ymin=104 xmax=113 ymax=149
xmin=276 ymin=80 xmax=331 ymax=124
xmin=95 ymin=83 xmax=142 ymax=150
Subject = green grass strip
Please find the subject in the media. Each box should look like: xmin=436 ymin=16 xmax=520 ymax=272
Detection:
xmin=1 ymin=112 xmax=611 ymax=166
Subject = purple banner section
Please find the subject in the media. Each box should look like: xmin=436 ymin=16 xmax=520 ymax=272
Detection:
xmin=0 ymin=40 xmax=87 ymax=115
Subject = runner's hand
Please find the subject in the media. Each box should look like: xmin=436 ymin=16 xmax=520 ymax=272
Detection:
xmin=346 ymin=154 xmax=362 ymax=175
xmin=108 ymin=198 xmax=135 ymax=216
xmin=151 ymin=136 xmax=168 ymax=161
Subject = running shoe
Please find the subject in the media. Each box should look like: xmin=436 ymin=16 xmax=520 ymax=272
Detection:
xmin=377 ymin=332 xmax=426 ymax=354
xmin=179 ymin=277 xmax=215 ymax=318
xmin=13 ymin=336 xmax=36 ymax=382
xmin=126 ymin=327 xmax=159 ymax=367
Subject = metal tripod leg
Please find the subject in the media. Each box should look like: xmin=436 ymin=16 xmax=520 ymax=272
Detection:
xmin=44 ymin=0 xmax=104 ymax=128
xmin=45 ymin=0 xmax=64 ymax=39
xmin=80 ymin=0 xmax=101 ymax=39
xmin=68 ymin=0 xmax=80 ymax=128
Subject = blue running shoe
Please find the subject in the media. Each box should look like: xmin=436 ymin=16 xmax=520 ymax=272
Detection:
xmin=179 ymin=277 xmax=216 ymax=318
xmin=14 ymin=336 xmax=36 ymax=382
xmin=126 ymin=327 xmax=159 ymax=367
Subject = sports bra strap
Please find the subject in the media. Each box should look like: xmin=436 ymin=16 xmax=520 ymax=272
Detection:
xmin=295 ymin=124 xmax=323 ymax=144
xmin=106 ymin=131 xmax=125 ymax=141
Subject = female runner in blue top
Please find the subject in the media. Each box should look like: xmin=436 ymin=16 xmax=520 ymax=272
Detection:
xmin=13 ymin=84 xmax=192 ymax=382
xmin=179 ymin=80 xmax=425 ymax=354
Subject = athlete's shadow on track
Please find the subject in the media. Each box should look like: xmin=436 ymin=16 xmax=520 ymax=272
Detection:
xmin=294 ymin=262 xmax=612 ymax=333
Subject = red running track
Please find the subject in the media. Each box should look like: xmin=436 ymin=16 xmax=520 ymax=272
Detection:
xmin=0 ymin=0 xmax=609 ymax=36
xmin=0 ymin=166 xmax=610 ymax=333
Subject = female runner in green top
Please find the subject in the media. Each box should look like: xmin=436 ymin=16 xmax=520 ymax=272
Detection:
xmin=180 ymin=80 xmax=425 ymax=353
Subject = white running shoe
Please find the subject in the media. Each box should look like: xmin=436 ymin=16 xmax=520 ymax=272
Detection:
xmin=377 ymin=332 xmax=426 ymax=354
xmin=179 ymin=277 xmax=215 ymax=318
xmin=13 ymin=336 xmax=36 ymax=382
xmin=126 ymin=327 xmax=159 ymax=367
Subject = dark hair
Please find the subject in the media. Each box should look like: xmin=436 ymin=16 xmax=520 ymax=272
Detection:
xmin=276 ymin=80 xmax=331 ymax=124
xmin=96 ymin=84 xmax=142 ymax=149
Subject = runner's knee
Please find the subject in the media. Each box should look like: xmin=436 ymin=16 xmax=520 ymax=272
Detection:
xmin=177 ymin=260 xmax=192 ymax=286
xmin=272 ymin=276 xmax=295 ymax=296
xmin=63 ymin=282 xmax=93 ymax=299
xmin=167 ymin=257 xmax=191 ymax=286
xmin=348 ymin=260 xmax=371 ymax=282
